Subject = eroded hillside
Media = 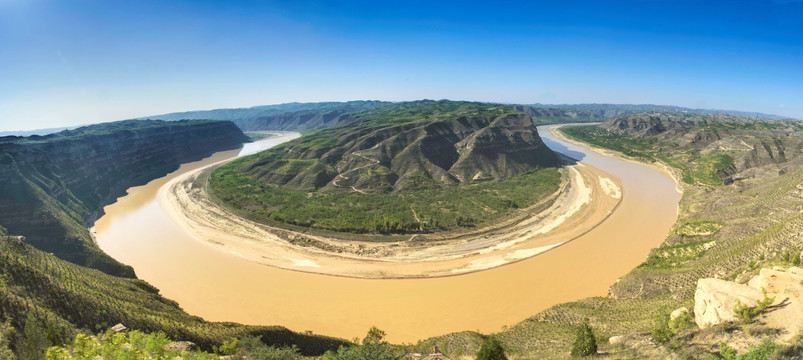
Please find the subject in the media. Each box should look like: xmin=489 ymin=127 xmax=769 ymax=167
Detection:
xmin=209 ymin=101 xmax=562 ymax=234
xmin=0 ymin=120 xmax=248 ymax=276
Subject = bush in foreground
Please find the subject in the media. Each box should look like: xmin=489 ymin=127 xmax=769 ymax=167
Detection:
xmin=476 ymin=335 xmax=507 ymax=360
xmin=571 ymin=318 xmax=597 ymax=357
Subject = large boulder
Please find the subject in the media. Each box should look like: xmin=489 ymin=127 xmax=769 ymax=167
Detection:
xmin=694 ymin=267 xmax=803 ymax=338
xmin=693 ymin=278 xmax=762 ymax=328
xmin=164 ymin=341 xmax=197 ymax=352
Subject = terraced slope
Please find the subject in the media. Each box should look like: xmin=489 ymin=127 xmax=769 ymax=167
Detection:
xmin=414 ymin=115 xmax=803 ymax=358
xmin=563 ymin=113 xmax=803 ymax=185
xmin=0 ymin=120 xmax=248 ymax=276
xmin=0 ymin=233 xmax=347 ymax=356
xmin=209 ymin=100 xmax=562 ymax=234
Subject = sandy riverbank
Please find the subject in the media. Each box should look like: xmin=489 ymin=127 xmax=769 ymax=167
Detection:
xmin=547 ymin=125 xmax=685 ymax=195
xmin=97 ymin=125 xmax=680 ymax=342
xmin=159 ymin=139 xmax=623 ymax=278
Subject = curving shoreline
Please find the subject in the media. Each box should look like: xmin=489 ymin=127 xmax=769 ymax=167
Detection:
xmin=96 ymin=124 xmax=680 ymax=342
xmin=159 ymin=130 xmax=624 ymax=278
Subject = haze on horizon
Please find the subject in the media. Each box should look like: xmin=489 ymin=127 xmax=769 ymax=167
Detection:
xmin=1 ymin=0 xmax=802 ymax=132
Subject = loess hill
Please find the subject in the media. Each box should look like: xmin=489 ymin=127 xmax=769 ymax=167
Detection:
xmin=210 ymin=100 xmax=562 ymax=235
xmin=420 ymin=113 xmax=803 ymax=358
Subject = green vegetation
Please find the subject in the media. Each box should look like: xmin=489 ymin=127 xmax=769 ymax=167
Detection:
xmin=650 ymin=308 xmax=674 ymax=345
xmin=639 ymin=239 xmax=714 ymax=269
xmin=476 ymin=336 xmax=508 ymax=360
xmin=45 ymin=330 xmax=217 ymax=360
xmin=292 ymin=130 xmax=339 ymax=149
xmin=323 ymin=327 xmax=403 ymax=360
xmin=1 ymin=119 xmax=221 ymax=145
xmin=417 ymin=114 xmax=803 ymax=357
xmin=346 ymin=100 xmax=515 ymax=127
xmin=676 ymin=219 xmax=724 ymax=237
xmin=44 ymin=330 xmax=306 ymax=360
xmin=733 ymin=289 xmax=775 ymax=324
xmin=209 ymin=100 xmax=562 ymax=236
xmin=560 ymin=124 xmax=733 ymax=186
xmin=570 ymin=318 xmax=596 ymax=357
xmin=211 ymin=166 xmax=559 ymax=234
xmin=0 ymin=119 xmax=249 ymax=277
xmin=709 ymin=338 xmax=783 ymax=360
xmin=0 ymin=234 xmax=346 ymax=357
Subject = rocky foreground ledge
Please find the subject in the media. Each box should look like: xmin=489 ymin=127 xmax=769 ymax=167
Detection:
xmin=694 ymin=266 xmax=803 ymax=339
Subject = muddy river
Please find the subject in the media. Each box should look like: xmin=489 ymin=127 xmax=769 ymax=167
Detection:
xmin=95 ymin=126 xmax=679 ymax=343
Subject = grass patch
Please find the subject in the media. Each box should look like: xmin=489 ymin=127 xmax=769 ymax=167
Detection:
xmin=210 ymin=166 xmax=561 ymax=234
xmin=639 ymin=239 xmax=714 ymax=269
xmin=560 ymin=125 xmax=733 ymax=186
xmin=676 ymin=219 xmax=723 ymax=237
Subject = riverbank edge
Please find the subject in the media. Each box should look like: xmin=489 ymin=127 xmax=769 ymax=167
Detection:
xmin=159 ymin=132 xmax=625 ymax=278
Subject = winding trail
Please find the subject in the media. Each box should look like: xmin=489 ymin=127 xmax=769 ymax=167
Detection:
xmin=94 ymin=125 xmax=680 ymax=343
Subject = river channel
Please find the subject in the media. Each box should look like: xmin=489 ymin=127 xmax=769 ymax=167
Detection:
xmin=95 ymin=126 xmax=679 ymax=343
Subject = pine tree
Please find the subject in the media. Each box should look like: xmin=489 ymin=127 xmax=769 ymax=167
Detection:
xmin=476 ymin=335 xmax=507 ymax=360
xmin=571 ymin=318 xmax=597 ymax=358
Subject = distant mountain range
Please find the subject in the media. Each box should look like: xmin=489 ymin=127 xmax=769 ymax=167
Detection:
xmin=3 ymin=101 xmax=795 ymax=137
xmin=515 ymin=103 xmax=793 ymax=122
xmin=139 ymin=101 xmax=796 ymax=131
xmin=0 ymin=125 xmax=82 ymax=137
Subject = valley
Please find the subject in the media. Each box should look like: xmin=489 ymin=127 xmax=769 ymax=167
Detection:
xmin=93 ymin=121 xmax=678 ymax=343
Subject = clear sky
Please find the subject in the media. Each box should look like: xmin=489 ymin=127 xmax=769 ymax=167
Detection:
xmin=1 ymin=0 xmax=802 ymax=131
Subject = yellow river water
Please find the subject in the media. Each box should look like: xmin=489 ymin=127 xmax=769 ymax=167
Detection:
xmin=94 ymin=127 xmax=679 ymax=343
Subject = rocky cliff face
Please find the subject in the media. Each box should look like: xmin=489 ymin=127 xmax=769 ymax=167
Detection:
xmin=244 ymin=113 xmax=560 ymax=193
xmin=694 ymin=267 xmax=803 ymax=339
xmin=0 ymin=120 xmax=248 ymax=276
xmin=601 ymin=112 xmax=803 ymax=183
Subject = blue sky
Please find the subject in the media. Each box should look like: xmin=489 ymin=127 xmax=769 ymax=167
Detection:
xmin=1 ymin=0 xmax=802 ymax=131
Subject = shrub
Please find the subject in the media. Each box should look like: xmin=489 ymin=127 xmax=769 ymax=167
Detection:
xmin=476 ymin=335 xmax=508 ymax=360
xmin=324 ymin=327 xmax=402 ymax=360
xmin=708 ymin=338 xmax=780 ymax=360
xmin=571 ymin=318 xmax=597 ymax=357
xmin=650 ymin=309 xmax=674 ymax=345
xmin=733 ymin=289 xmax=775 ymax=324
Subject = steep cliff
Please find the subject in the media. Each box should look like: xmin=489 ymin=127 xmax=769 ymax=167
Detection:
xmin=0 ymin=233 xmax=347 ymax=355
xmin=0 ymin=120 xmax=248 ymax=277
xmin=599 ymin=112 xmax=803 ymax=184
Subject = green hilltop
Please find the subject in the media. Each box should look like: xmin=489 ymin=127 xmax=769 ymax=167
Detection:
xmin=209 ymin=100 xmax=562 ymax=235
xmin=3 ymin=103 xmax=803 ymax=359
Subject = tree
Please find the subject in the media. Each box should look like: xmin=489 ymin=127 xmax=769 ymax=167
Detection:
xmin=325 ymin=327 xmax=401 ymax=360
xmin=476 ymin=335 xmax=507 ymax=360
xmin=571 ymin=318 xmax=597 ymax=357
xmin=0 ymin=319 xmax=16 ymax=360
xmin=17 ymin=313 xmax=50 ymax=360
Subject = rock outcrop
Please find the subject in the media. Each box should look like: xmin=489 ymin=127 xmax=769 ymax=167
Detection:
xmin=600 ymin=112 xmax=803 ymax=184
xmin=694 ymin=267 xmax=803 ymax=338
xmin=0 ymin=120 xmax=248 ymax=276
xmin=694 ymin=278 xmax=762 ymax=328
